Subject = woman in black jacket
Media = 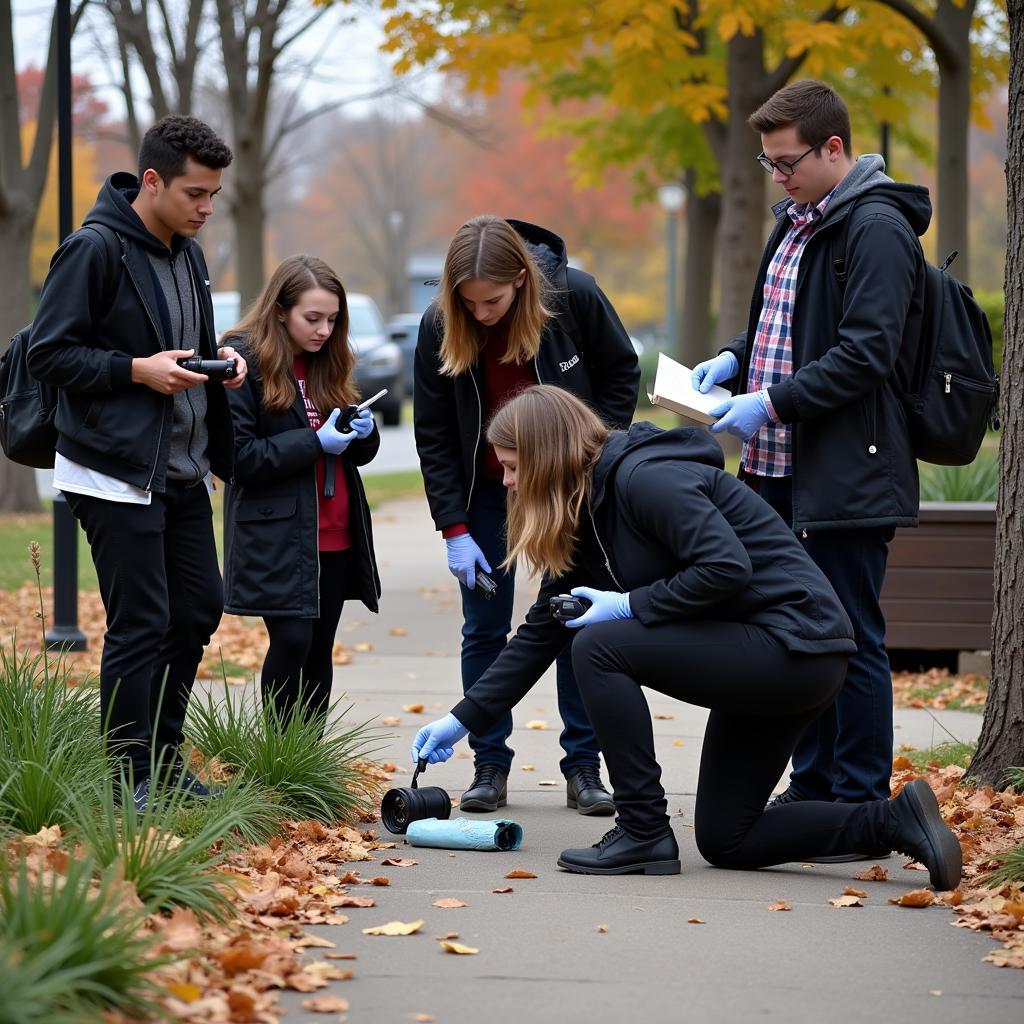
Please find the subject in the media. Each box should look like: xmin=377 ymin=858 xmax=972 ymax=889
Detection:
xmin=223 ymin=256 xmax=381 ymax=728
xmin=414 ymin=215 xmax=640 ymax=816
xmin=412 ymin=386 xmax=961 ymax=890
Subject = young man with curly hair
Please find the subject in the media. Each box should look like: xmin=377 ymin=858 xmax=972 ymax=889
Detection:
xmin=29 ymin=116 xmax=244 ymax=812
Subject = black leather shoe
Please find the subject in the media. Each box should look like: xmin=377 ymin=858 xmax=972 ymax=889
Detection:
xmin=566 ymin=766 xmax=615 ymax=816
xmin=558 ymin=825 xmax=681 ymax=875
xmin=889 ymin=778 xmax=962 ymax=891
xmin=459 ymin=765 xmax=507 ymax=813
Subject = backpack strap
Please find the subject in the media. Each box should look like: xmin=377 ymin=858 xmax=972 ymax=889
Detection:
xmin=77 ymin=224 xmax=128 ymax=310
xmin=552 ymin=262 xmax=583 ymax=353
xmin=830 ymin=196 xmax=912 ymax=288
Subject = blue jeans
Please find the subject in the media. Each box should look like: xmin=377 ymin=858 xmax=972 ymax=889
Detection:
xmin=755 ymin=476 xmax=895 ymax=802
xmin=459 ymin=479 xmax=601 ymax=776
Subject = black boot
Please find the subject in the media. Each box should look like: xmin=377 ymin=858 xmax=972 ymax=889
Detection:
xmin=558 ymin=825 xmax=680 ymax=875
xmin=566 ymin=765 xmax=615 ymax=816
xmin=888 ymin=778 xmax=962 ymax=891
xmin=459 ymin=764 xmax=508 ymax=813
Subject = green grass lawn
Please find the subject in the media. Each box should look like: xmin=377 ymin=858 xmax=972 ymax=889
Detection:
xmin=0 ymin=470 xmax=428 ymax=593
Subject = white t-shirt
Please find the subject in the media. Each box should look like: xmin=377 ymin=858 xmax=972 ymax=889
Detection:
xmin=53 ymin=453 xmax=152 ymax=504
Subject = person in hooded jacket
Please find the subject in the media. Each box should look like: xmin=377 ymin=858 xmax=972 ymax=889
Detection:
xmin=414 ymin=215 xmax=640 ymax=816
xmin=222 ymin=256 xmax=381 ymax=730
xmin=27 ymin=117 xmax=240 ymax=813
xmin=692 ymin=81 xmax=931 ymax=830
xmin=410 ymin=386 xmax=962 ymax=892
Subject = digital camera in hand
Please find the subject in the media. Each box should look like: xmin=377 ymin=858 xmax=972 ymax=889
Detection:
xmin=475 ymin=571 xmax=498 ymax=601
xmin=177 ymin=355 xmax=237 ymax=380
xmin=550 ymin=594 xmax=592 ymax=622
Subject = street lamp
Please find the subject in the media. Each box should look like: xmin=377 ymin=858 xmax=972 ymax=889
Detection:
xmin=657 ymin=183 xmax=686 ymax=357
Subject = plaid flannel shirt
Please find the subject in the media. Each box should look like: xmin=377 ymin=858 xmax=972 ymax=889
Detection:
xmin=742 ymin=190 xmax=834 ymax=478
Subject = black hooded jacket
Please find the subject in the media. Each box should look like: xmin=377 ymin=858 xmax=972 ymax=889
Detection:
xmin=27 ymin=172 xmax=233 ymax=491
xmin=414 ymin=220 xmax=640 ymax=531
xmin=451 ymin=423 xmax=856 ymax=736
xmin=722 ymin=174 xmax=932 ymax=533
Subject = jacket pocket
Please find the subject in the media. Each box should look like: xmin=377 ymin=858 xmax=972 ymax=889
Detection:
xmin=234 ymin=496 xmax=296 ymax=523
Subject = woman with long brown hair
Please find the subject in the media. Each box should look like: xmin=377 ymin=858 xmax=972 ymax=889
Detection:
xmin=414 ymin=215 xmax=640 ymax=815
xmin=222 ymin=255 xmax=381 ymax=726
xmin=412 ymin=386 xmax=961 ymax=890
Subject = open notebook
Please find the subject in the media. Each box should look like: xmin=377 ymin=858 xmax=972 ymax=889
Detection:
xmin=648 ymin=352 xmax=732 ymax=426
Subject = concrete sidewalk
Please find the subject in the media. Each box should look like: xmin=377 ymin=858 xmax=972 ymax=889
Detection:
xmin=274 ymin=497 xmax=1022 ymax=1024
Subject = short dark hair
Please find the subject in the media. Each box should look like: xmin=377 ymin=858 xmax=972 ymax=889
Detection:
xmin=748 ymin=80 xmax=852 ymax=156
xmin=138 ymin=116 xmax=233 ymax=183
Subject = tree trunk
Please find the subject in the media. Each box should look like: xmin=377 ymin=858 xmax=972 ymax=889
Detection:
xmin=711 ymin=31 xmax=767 ymax=348
xmin=966 ymin=0 xmax=1024 ymax=787
xmin=0 ymin=213 xmax=43 ymax=513
xmin=232 ymin=143 xmax=266 ymax=310
xmin=934 ymin=0 xmax=975 ymax=283
xmin=680 ymin=171 xmax=720 ymax=367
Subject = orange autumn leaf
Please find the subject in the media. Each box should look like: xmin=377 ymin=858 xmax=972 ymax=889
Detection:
xmin=844 ymin=886 xmax=869 ymax=898
xmin=505 ymin=869 xmax=537 ymax=879
xmin=381 ymin=857 xmax=418 ymax=867
xmin=687 ymin=917 xmax=705 ymax=924
xmin=853 ymin=864 xmax=889 ymax=881
xmin=439 ymin=940 xmax=479 ymax=954
xmin=432 ymin=897 xmax=467 ymax=908
xmin=302 ymin=995 xmax=351 ymax=1012
xmin=766 ymin=900 xmax=791 ymax=912
xmin=889 ymin=889 xmax=936 ymax=907
xmin=492 ymin=886 xmax=513 ymax=894
xmin=403 ymin=703 xmax=425 ymax=713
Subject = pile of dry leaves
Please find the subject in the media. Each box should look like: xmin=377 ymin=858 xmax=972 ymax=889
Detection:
xmin=891 ymin=667 xmax=989 ymax=710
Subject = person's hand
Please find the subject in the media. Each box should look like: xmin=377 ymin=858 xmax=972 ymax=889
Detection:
xmin=691 ymin=351 xmax=739 ymax=394
xmin=445 ymin=533 xmax=492 ymax=590
xmin=709 ymin=391 xmax=771 ymax=440
xmin=348 ymin=407 xmax=375 ymax=439
xmin=565 ymin=586 xmax=634 ymax=629
xmin=131 ymin=349 xmax=207 ymax=394
xmin=412 ymin=713 xmax=469 ymax=765
xmin=217 ymin=345 xmax=247 ymax=389
xmin=316 ymin=408 xmax=358 ymax=455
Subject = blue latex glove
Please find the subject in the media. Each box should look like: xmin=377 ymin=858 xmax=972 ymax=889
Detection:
xmin=709 ymin=390 xmax=772 ymax=440
xmin=412 ymin=712 xmax=469 ymax=765
xmin=348 ymin=407 xmax=375 ymax=439
xmin=691 ymin=351 xmax=739 ymax=394
xmin=445 ymin=533 xmax=492 ymax=590
xmin=565 ymin=586 xmax=634 ymax=630
xmin=316 ymin=408 xmax=358 ymax=454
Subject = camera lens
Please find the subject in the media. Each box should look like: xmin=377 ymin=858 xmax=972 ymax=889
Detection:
xmin=381 ymin=784 xmax=452 ymax=835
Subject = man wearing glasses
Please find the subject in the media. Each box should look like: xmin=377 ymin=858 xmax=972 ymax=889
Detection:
xmin=691 ymin=81 xmax=930 ymax=857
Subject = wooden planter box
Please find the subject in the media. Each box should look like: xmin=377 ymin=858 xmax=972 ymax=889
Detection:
xmin=880 ymin=501 xmax=996 ymax=652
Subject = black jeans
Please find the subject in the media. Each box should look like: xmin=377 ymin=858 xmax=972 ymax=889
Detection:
xmin=570 ymin=618 xmax=896 ymax=867
xmin=261 ymin=549 xmax=351 ymax=728
xmin=755 ymin=475 xmax=895 ymax=801
xmin=67 ymin=482 xmax=223 ymax=779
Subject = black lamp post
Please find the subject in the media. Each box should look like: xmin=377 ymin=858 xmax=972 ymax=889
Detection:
xmin=45 ymin=0 xmax=86 ymax=653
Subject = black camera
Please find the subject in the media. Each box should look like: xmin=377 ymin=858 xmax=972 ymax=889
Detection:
xmin=549 ymin=594 xmax=591 ymax=622
xmin=476 ymin=571 xmax=498 ymax=600
xmin=380 ymin=759 xmax=452 ymax=835
xmin=177 ymin=355 xmax=237 ymax=381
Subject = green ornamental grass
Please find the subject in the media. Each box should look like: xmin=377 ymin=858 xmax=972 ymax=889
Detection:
xmin=185 ymin=685 xmax=383 ymax=823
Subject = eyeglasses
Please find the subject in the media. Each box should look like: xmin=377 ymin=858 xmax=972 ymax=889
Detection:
xmin=756 ymin=139 xmax=828 ymax=176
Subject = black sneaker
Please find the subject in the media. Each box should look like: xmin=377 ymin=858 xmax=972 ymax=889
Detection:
xmin=131 ymin=775 xmax=153 ymax=816
xmin=566 ymin=766 xmax=615 ymax=816
xmin=459 ymin=765 xmax=508 ymax=813
xmin=175 ymin=769 xmax=222 ymax=800
xmin=888 ymin=778 xmax=962 ymax=891
xmin=558 ymin=824 xmax=681 ymax=875
xmin=765 ymin=787 xmax=804 ymax=810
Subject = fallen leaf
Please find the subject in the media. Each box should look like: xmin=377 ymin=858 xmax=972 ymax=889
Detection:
xmin=293 ymin=932 xmax=336 ymax=949
xmin=492 ymin=887 xmax=513 ymax=894
xmin=653 ymin=713 xmax=675 ymax=720
xmin=434 ymin=931 xmax=459 ymax=941
xmin=673 ymin=740 xmax=685 ymax=748
xmin=538 ymin=780 xmax=558 ymax=786
xmin=853 ymin=864 xmax=889 ymax=881
xmin=766 ymin=901 xmax=791 ymax=912
xmin=390 ymin=627 xmax=408 ymax=636
xmin=381 ymin=716 xmax=402 ymax=726
xmin=888 ymin=889 xmax=936 ymax=908
xmin=353 ymin=642 xmax=374 ymax=652
xmin=302 ymin=995 xmax=350 ymax=1012
xmin=596 ymin=923 xmax=609 ymax=933
xmin=526 ymin=720 xmax=548 ymax=730
xmin=167 ymin=982 xmax=202 ymax=1003
xmin=333 ymin=895 xmax=376 ymax=908
xmin=687 ymin=917 xmax=704 ymax=924
xmin=929 ymin=990 xmax=943 ymax=997
xmin=439 ymin=940 xmax=479 ymax=955
xmin=505 ymin=870 xmax=537 ymax=879
xmin=433 ymin=898 xmax=467 ymax=908
xmin=362 ymin=919 xmax=425 ymax=936
xmin=521 ymin=764 xmax=535 ymax=771
xmin=844 ymin=886 xmax=869 ymax=898
xmin=403 ymin=703 xmax=425 ymax=713
xmin=829 ymin=895 xmax=863 ymax=908
xmin=23 ymin=825 xmax=62 ymax=848
xmin=411 ymin=1016 xmax=435 ymax=1023
xmin=381 ymin=857 xmax=418 ymax=867
xmin=324 ymin=953 xmax=358 ymax=960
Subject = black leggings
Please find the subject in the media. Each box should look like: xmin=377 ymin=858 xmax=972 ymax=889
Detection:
xmin=261 ymin=550 xmax=352 ymax=727
xmin=570 ymin=619 xmax=895 ymax=867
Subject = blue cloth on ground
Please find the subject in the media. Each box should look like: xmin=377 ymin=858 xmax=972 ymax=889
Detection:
xmin=405 ymin=817 xmax=524 ymax=851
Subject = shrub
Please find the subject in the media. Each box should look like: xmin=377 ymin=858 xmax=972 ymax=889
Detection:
xmin=185 ymin=685 xmax=383 ymax=823
xmin=918 ymin=451 xmax=998 ymax=502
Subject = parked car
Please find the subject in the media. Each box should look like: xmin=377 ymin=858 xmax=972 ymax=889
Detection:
xmin=211 ymin=290 xmax=405 ymax=426
xmin=387 ymin=313 xmax=421 ymax=397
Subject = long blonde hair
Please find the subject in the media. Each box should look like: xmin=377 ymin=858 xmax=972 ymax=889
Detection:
xmin=437 ymin=215 xmax=554 ymax=376
xmin=228 ymin=255 xmax=358 ymax=415
xmin=486 ymin=386 xmax=608 ymax=578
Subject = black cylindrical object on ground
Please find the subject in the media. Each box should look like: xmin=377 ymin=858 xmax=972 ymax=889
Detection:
xmin=381 ymin=759 xmax=452 ymax=834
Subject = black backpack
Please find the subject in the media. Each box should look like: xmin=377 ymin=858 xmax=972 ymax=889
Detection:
xmin=832 ymin=199 xmax=999 ymax=467
xmin=0 ymin=225 xmax=125 ymax=468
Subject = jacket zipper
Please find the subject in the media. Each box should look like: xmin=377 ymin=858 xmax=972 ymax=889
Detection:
xmin=587 ymin=504 xmax=623 ymax=590
xmin=123 ymin=253 xmax=169 ymax=491
xmin=312 ymin=462 xmax=321 ymax=619
xmin=466 ymin=369 xmax=482 ymax=511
